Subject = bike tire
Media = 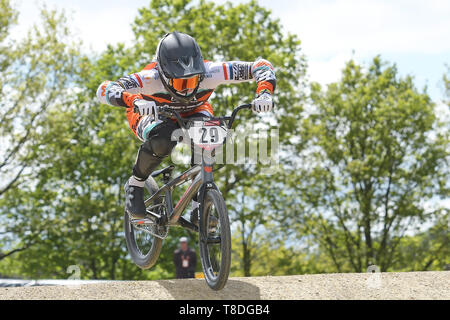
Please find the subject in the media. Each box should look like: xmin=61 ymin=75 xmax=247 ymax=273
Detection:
xmin=199 ymin=189 xmax=231 ymax=291
xmin=124 ymin=176 xmax=163 ymax=270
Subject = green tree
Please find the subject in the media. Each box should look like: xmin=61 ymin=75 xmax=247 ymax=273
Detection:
xmin=230 ymin=225 xmax=331 ymax=277
xmin=281 ymin=56 xmax=449 ymax=272
xmin=1 ymin=0 xmax=303 ymax=279
xmin=391 ymin=211 xmax=449 ymax=271
xmin=0 ymin=1 xmax=83 ymax=263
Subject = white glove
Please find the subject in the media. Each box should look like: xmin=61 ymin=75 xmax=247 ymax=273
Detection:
xmin=252 ymin=92 xmax=273 ymax=113
xmin=133 ymin=99 xmax=158 ymax=120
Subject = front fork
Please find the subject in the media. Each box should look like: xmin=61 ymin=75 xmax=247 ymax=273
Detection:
xmin=197 ymin=154 xmax=221 ymax=239
xmin=193 ymin=146 xmax=220 ymax=213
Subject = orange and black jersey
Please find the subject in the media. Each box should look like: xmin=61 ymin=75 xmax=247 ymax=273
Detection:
xmin=97 ymin=59 xmax=276 ymax=117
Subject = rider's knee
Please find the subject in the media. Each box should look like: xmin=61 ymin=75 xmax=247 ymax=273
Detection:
xmin=142 ymin=122 xmax=178 ymax=158
xmin=132 ymin=121 xmax=178 ymax=180
xmin=149 ymin=122 xmax=177 ymax=158
xmin=147 ymin=135 xmax=176 ymax=158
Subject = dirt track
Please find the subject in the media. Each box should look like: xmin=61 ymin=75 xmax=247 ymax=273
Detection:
xmin=0 ymin=272 xmax=449 ymax=300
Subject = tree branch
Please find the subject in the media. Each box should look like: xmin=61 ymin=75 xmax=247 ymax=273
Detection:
xmin=0 ymin=165 xmax=25 ymax=196
xmin=378 ymin=160 xmax=395 ymax=260
xmin=0 ymin=241 xmax=35 ymax=261
xmin=0 ymin=94 xmax=52 ymax=171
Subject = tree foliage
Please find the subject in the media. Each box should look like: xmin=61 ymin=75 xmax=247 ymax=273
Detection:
xmin=0 ymin=0 xmax=84 ymax=264
xmin=0 ymin=0 xmax=305 ymax=279
xmin=0 ymin=0 xmax=448 ymax=280
xmin=280 ymin=57 xmax=449 ymax=272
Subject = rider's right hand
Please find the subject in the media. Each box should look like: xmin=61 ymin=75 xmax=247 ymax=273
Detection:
xmin=133 ymin=99 xmax=158 ymax=119
xmin=252 ymin=92 xmax=273 ymax=113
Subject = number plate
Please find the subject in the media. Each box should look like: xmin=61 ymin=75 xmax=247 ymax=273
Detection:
xmin=188 ymin=121 xmax=228 ymax=149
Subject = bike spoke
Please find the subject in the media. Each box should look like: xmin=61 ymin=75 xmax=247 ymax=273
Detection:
xmin=134 ymin=225 xmax=153 ymax=256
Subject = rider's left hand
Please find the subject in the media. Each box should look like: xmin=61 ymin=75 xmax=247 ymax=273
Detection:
xmin=252 ymin=92 xmax=274 ymax=113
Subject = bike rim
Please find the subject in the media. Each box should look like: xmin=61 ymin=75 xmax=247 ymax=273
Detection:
xmin=204 ymin=201 xmax=222 ymax=281
xmin=129 ymin=189 xmax=162 ymax=258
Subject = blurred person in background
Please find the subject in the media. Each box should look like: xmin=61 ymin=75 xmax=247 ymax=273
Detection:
xmin=173 ymin=237 xmax=197 ymax=279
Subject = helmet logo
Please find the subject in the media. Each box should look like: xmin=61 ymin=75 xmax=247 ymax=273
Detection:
xmin=178 ymin=56 xmax=194 ymax=70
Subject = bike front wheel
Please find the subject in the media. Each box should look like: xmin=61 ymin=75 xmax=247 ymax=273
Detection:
xmin=199 ymin=189 xmax=231 ymax=291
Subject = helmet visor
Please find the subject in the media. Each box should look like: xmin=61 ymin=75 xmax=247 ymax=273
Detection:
xmin=169 ymin=75 xmax=200 ymax=95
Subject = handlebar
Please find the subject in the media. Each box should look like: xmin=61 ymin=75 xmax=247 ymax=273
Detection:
xmin=158 ymin=103 xmax=252 ymax=130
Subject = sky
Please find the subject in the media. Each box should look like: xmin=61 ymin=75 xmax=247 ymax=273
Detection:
xmin=12 ymin=0 xmax=450 ymax=102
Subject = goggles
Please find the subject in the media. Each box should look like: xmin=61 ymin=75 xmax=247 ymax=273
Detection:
xmin=169 ymin=75 xmax=200 ymax=94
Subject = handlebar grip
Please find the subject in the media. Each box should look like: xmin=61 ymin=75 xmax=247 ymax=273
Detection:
xmin=157 ymin=106 xmax=173 ymax=117
xmin=158 ymin=106 xmax=187 ymax=129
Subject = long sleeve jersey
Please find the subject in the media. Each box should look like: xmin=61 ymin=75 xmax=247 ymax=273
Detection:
xmin=96 ymin=59 xmax=276 ymax=116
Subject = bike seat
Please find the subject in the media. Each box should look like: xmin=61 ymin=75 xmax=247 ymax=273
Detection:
xmin=151 ymin=165 xmax=175 ymax=178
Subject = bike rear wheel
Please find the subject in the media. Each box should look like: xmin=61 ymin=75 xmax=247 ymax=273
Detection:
xmin=124 ymin=177 xmax=164 ymax=269
xmin=199 ymin=189 xmax=231 ymax=291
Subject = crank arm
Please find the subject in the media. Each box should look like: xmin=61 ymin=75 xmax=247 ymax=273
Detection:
xmin=145 ymin=209 xmax=161 ymax=220
xmin=130 ymin=218 xmax=156 ymax=225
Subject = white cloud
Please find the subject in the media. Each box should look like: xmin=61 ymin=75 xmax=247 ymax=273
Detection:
xmin=13 ymin=0 xmax=450 ymax=57
xmin=13 ymin=0 xmax=148 ymax=53
xmin=10 ymin=0 xmax=450 ymax=97
xmin=257 ymin=0 xmax=450 ymax=92
xmin=306 ymin=53 xmax=354 ymax=84
xmin=266 ymin=0 xmax=450 ymax=57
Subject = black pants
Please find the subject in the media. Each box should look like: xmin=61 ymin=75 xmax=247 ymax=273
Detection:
xmin=132 ymin=119 xmax=179 ymax=181
xmin=176 ymin=269 xmax=195 ymax=279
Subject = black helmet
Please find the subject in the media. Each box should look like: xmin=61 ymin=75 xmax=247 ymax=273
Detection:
xmin=156 ymin=31 xmax=206 ymax=105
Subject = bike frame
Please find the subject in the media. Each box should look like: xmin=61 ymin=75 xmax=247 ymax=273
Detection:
xmin=142 ymin=104 xmax=252 ymax=233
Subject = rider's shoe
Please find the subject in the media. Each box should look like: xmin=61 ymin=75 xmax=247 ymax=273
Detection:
xmin=124 ymin=176 xmax=147 ymax=220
